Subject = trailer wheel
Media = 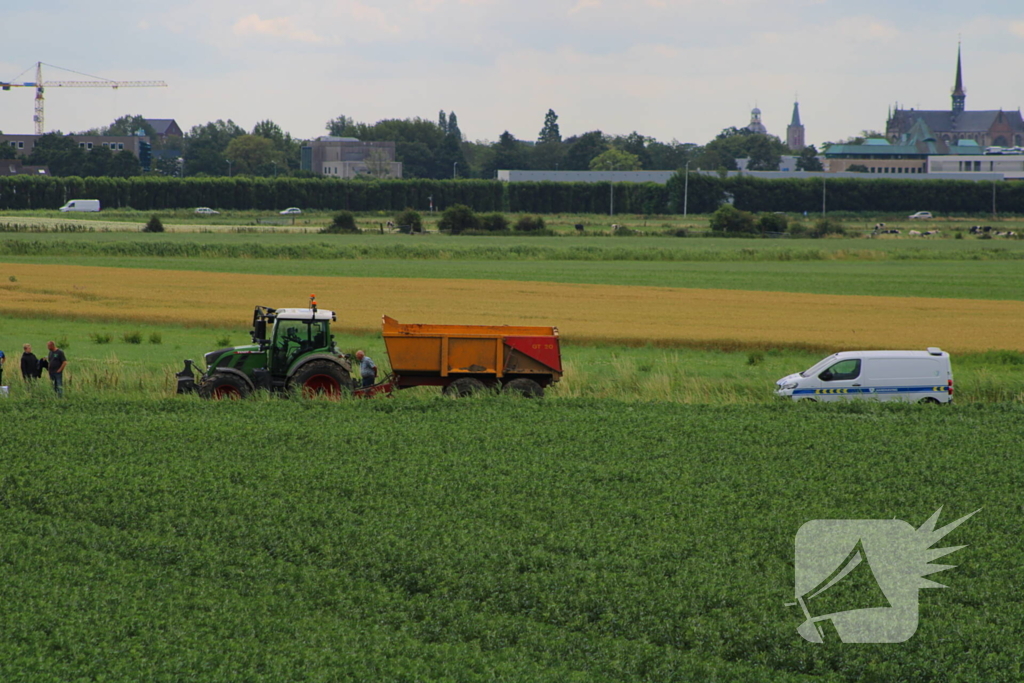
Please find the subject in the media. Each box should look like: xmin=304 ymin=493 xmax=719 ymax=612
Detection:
xmin=199 ymin=372 xmax=251 ymax=400
xmin=289 ymin=360 xmax=353 ymax=398
xmin=502 ymin=378 xmax=544 ymax=398
xmin=444 ymin=377 xmax=487 ymax=397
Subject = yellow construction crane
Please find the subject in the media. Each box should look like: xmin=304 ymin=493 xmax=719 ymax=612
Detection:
xmin=1 ymin=62 xmax=167 ymax=135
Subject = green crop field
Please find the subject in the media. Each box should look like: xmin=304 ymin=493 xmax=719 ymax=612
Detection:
xmin=2 ymin=213 xmax=1023 ymax=680
xmin=0 ymin=399 xmax=1017 ymax=682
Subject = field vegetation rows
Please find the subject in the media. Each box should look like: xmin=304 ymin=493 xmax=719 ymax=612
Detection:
xmin=2 ymin=212 xmax=1023 ymax=680
xmin=2 ymin=263 xmax=1024 ymax=355
xmin=0 ymin=399 xmax=1018 ymax=682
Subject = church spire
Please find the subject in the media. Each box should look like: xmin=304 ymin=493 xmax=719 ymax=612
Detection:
xmin=952 ymin=43 xmax=966 ymax=113
xmin=790 ymin=100 xmax=802 ymax=127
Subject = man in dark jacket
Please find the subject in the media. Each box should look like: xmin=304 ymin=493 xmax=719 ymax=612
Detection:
xmin=46 ymin=340 xmax=67 ymax=396
xmin=21 ymin=344 xmax=40 ymax=380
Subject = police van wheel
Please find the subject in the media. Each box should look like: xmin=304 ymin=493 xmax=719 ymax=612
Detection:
xmin=797 ymin=398 xmax=816 ymax=403
xmin=918 ymin=397 xmax=941 ymax=404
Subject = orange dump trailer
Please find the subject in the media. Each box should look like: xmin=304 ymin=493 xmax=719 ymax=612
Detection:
xmin=380 ymin=315 xmax=562 ymax=397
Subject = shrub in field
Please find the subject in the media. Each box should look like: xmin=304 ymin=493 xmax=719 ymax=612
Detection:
xmin=89 ymin=332 xmax=112 ymax=344
xmin=215 ymin=336 xmax=231 ymax=347
xmin=323 ymin=211 xmax=358 ymax=234
xmin=438 ymin=204 xmax=479 ymax=234
xmin=479 ymin=213 xmax=509 ymax=232
xmin=122 ymin=331 xmax=143 ymax=344
xmin=812 ymin=217 xmax=846 ymax=237
xmin=56 ymin=335 xmax=70 ymax=350
xmin=514 ymin=215 xmax=546 ymax=232
xmin=787 ymin=221 xmax=810 ymax=237
xmin=757 ymin=212 xmax=788 ymax=234
xmin=710 ymin=204 xmax=756 ymax=233
xmin=746 ymin=351 xmax=765 ymax=366
xmin=149 ymin=332 xmax=162 ymax=345
xmin=143 ymin=215 xmax=164 ymax=233
xmin=394 ymin=208 xmax=422 ymax=234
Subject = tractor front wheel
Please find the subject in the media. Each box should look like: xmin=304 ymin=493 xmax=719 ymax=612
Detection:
xmin=289 ymin=360 xmax=353 ymax=398
xmin=199 ymin=372 xmax=251 ymax=400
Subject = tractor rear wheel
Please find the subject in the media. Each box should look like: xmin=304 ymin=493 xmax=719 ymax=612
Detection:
xmin=444 ymin=377 xmax=487 ymax=397
xmin=502 ymin=378 xmax=544 ymax=398
xmin=199 ymin=372 xmax=251 ymax=400
xmin=289 ymin=360 xmax=353 ymax=398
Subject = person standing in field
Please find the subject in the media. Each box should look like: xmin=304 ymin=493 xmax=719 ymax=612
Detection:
xmin=0 ymin=348 xmax=5 ymax=386
xmin=20 ymin=344 xmax=39 ymax=381
xmin=355 ymin=350 xmax=377 ymax=388
xmin=46 ymin=340 xmax=67 ymax=396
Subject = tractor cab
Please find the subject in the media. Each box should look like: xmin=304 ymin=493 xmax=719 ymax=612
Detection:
xmin=266 ymin=308 xmax=337 ymax=375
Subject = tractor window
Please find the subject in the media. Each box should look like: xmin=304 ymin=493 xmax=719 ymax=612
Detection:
xmin=272 ymin=320 xmax=329 ymax=372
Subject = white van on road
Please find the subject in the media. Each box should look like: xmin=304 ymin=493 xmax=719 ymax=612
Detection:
xmin=59 ymin=199 xmax=101 ymax=212
xmin=776 ymin=348 xmax=953 ymax=403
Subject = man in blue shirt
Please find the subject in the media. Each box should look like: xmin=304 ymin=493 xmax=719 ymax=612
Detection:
xmin=355 ymin=350 xmax=377 ymax=388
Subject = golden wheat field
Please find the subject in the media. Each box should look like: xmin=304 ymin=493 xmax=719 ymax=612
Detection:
xmin=2 ymin=263 xmax=1023 ymax=352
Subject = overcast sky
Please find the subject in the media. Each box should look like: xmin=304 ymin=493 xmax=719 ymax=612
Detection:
xmin=3 ymin=1 xmax=1023 ymax=148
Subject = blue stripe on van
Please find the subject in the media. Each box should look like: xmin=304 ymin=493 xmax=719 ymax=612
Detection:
xmin=792 ymin=386 xmax=949 ymax=396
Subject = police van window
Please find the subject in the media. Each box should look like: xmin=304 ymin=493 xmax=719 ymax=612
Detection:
xmin=820 ymin=359 xmax=861 ymax=381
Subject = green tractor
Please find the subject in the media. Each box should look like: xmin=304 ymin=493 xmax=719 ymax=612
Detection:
xmin=178 ymin=300 xmax=354 ymax=399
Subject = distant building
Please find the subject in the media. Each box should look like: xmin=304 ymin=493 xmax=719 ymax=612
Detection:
xmin=0 ymin=134 xmax=150 ymax=158
xmin=827 ymin=118 xmax=986 ymax=174
xmin=144 ymin=119 xmax=183 ymax=142
xmin=0 ymin=159 xmax=49 ymax=176
xmin=300 ymin=137 xmax=402 ymax=178
xmin=745 ymin=107 xmax=768 ymax=135
xmin=787 ymin=101 xmax=805 ymax=151
xmin=885 ymin=45 xmax=1024 ymax=148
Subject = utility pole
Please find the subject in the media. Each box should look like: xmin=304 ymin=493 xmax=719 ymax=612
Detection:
xmin=822 ymin=177 xmax=826 ymax=216
xmin=683 ymin=160 xmax=690 ymax=217
xmin=226 ymin=159 xmax=233 ymax=177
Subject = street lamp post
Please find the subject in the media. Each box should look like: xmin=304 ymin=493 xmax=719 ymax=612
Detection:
xmin=453 ymin=162 xmax=458 ymax=179
xmin=177 ymin=157 xmax=184 ymax=178
xmin=607 ymin=161 xmax=616 ymax=216
xmin=226 ymin=159 xmax=233 ymax=178
xmin=272 ymin=161 xmax=278 ymax=178
xmin=683 ymin=160 xmax=690 ymax=217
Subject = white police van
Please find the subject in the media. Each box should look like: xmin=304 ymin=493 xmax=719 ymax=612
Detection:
xmin=776 ymin=348 xmax=953 ymax=403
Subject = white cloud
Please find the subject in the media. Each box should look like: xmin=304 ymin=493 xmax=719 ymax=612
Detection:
xmin=232 ymin=14 xmax=324 ymax=43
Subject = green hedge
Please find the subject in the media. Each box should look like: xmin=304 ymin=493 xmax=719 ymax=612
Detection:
xmin=1 ymin=174 xmax=1022 ymax=214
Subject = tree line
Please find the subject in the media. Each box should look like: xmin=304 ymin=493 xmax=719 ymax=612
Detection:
xmin=1 ymin=174 xmax=1021 ymax=215
xmin=6 ymin=109 xmax=825 ymax=180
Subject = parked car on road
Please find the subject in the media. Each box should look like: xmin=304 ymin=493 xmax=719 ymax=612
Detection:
xmin=59 ymin=199 xmax=100 ymax=212
xmin=194 ymin=207 xmax=220 ymax=215
xmin=279 ymin=207 xmax=302 ymax=215
xmin=908 ymin=211 xmax=933 ymax=219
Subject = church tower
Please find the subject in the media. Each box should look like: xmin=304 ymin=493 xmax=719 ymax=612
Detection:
xmin=746 ymin=107 xmax=767 ymax=134
xmin=787 ymin=101 xmax=805 ymax=151
xmin=951 ymin=44 xmax=966 ymax=113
